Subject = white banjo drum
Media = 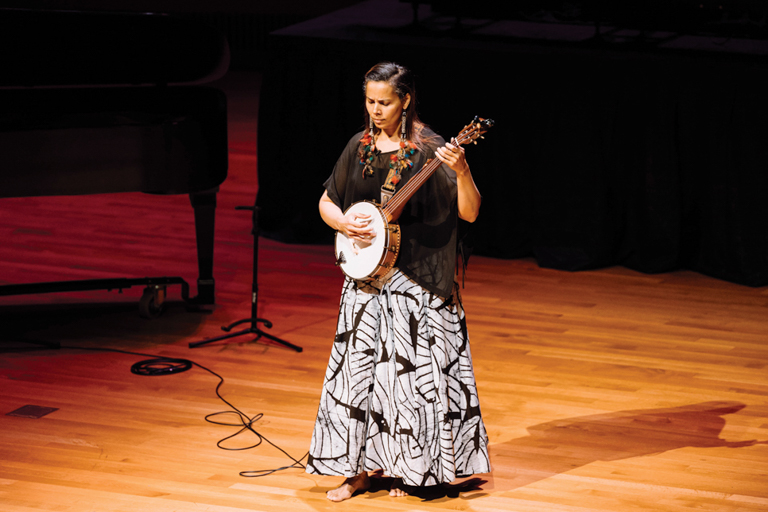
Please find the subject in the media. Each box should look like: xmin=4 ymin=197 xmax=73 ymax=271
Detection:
xmin=335 ymin=116 xmax=493 ymax=281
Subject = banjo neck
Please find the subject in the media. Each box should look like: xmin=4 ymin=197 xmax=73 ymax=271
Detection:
xmin=382 ymin=156 xmax=442 ymax=222
xmin=381 ymin=116 xmax=494 ymax=223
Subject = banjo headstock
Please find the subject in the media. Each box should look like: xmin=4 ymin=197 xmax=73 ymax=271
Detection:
xmin=454 ymin=116 xmax=494 ymax=147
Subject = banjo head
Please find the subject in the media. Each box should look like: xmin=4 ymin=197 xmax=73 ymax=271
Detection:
xmin=335 ymin=201 xmax=395 ymax=280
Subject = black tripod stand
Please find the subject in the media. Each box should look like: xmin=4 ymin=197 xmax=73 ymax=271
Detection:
xmin=189 ymin=201 xmax=302 ymax=352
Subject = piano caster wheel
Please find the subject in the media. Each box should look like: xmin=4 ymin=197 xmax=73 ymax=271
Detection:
xmin=139 ymin=285 xmax=166 ymax=319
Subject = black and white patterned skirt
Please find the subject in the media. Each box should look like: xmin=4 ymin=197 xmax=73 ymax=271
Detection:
xmin=307 ymin=269 xmax=490 ymax=487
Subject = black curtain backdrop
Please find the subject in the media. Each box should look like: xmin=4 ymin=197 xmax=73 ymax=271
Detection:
xmin=257 ymin=33 xmax=768 ymax=287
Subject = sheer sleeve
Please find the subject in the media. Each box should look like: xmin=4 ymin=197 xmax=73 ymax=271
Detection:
xmin=323 ymin=132 xmax=363 ymax=209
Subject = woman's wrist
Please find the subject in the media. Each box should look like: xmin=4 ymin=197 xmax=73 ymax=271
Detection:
xmin=454 ymin=164 xmax=471 ymax=179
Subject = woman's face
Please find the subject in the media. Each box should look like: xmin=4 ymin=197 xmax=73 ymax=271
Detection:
xmin=365 ymin=80 xmax=410 ymax=136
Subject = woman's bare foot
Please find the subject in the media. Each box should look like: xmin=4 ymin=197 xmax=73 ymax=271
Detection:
xmin=326 ymin=472 xmax=371 ymax=502
xmin=389 ymin=478 xmax=409 ymax=497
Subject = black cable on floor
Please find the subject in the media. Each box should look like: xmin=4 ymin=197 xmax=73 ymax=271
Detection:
xmin=131 ymin=357 xmax=192 ymax=375
xmin=10 ymin=341 xmax=308 ymax=477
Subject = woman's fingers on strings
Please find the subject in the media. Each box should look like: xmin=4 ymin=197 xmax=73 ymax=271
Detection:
xmin=347 ymin=218 xmax=375 ymax=241
xmin=436 ymin=145 xmax=462 ymax=165
xmin=341 ymin=213 xmax=371 ymax=236
xmin=346 ymin=213 xmax=370 ymax=225
xmin=435 ymin=147 xmax=450 ymax=161
xmin=354 ymin=215 xmax=371 ymax=226
xmin=445 ymin=141 xmax=465 ymax=155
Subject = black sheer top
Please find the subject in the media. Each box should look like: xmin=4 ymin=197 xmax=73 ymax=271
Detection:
xmin=324 ymin=128 xmax=459 ymax=298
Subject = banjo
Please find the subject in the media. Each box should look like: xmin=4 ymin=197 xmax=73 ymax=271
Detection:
xmin=334 ymin=116 xmax=494 ymax=281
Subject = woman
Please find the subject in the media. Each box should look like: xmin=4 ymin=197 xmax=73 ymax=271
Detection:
xmin=307 ymin=62 xmax=490 ymax=501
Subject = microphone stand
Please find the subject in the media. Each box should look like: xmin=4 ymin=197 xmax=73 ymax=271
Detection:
xmin=189 ymin=201 xmax=302 ymax=352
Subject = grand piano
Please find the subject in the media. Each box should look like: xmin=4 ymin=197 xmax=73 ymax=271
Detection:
xmin=0 ymin=8 xmax=230 ymax=317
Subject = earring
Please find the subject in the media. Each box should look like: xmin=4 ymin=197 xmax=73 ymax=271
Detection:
xmin=369 ymin=115 xmax=374 ymax=133
xmin=401 ymin=109 xmax=407 ymax=140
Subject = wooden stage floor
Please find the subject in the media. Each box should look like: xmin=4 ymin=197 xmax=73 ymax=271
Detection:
xmin=1 ymin=72 xmax=767 ymax=512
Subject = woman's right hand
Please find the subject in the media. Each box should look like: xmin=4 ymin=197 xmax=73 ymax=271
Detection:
xmin=339 ymin=212 xmax=375 ymax=244
xmin=319 ymin=190 xmax=375 ymax=244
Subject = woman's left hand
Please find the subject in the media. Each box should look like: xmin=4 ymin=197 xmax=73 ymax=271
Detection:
xmin=435 ymin=142 xmax=470 ymax=176
xmin=436 ymin=140 xmax=482 ymax=222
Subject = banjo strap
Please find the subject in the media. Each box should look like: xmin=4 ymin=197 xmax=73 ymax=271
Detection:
xmin=380 ymin=164 xmax=402 ymax=206
xmin=380 ymin=184 xmax=394 ymax=206
xmin=380 ymin=139 xmax=416 ymax=206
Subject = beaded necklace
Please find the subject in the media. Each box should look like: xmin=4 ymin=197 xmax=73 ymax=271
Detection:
xmin=358 ymin=113 xmax=417 ymax=205
xmin=358 ymin=130 xmax=379 ymax=179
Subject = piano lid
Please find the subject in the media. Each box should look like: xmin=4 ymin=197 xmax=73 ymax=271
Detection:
xmin=0 ymin=8 xmax=230 ymax=89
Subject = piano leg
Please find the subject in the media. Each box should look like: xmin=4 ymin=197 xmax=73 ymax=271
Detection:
xmin=189 ymin=188 xmax=217 ymax=305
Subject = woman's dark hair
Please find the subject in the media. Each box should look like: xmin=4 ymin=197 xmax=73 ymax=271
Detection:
xmin=363 ymin=62 xmax=432 ymax=150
